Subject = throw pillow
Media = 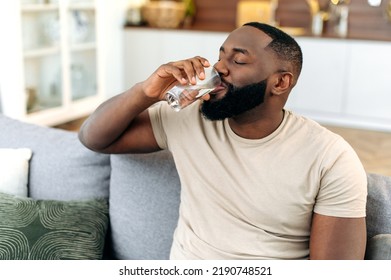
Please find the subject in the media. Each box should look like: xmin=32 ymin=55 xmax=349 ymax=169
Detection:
xmin=0 ymin=192 xmax=109 ymax=260
xmin=0 ymin=148 xmax=32 ymax=197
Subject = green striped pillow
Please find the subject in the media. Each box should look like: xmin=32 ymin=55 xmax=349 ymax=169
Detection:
xmin=0 ymin=192 xmax=109 ymax=260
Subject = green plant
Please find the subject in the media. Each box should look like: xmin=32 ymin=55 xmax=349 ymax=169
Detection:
xmin=183 ymin=0 xmax=196 ymax=17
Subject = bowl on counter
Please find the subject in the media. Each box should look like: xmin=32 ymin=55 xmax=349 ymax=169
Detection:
xmin=141 ymin=1 xmax=186 ymax=29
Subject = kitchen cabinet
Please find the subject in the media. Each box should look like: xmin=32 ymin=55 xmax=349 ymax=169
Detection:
xmin=0 ymin=0 xmax=106 ymax=126
xmin=286 ymin=38 xmax=391 ymax=131
xmin=345 ymin=40 xmax=391 ymax=124
xmin=124 ymin=28 xmax=391 ymax=132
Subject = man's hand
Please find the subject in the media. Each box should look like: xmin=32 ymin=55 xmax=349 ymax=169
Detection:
xmin=141 ymin=56 xmax=211 ymax=101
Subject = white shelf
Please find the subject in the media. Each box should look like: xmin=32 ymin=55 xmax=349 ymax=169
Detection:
xmin=24 ymin=95 xmax=102 ymax=127
xmin=70 ymin=42 xmax=96 ymax=52
xmin=21 ymin=4 xmax=59 ymax=12
xmin=23 ymin=46 xmax=60 ymax=58
xmin=68 ymin=3 xmax=95 ymax=11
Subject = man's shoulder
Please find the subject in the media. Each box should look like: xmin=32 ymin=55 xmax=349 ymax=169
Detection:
xmin=285 ymin=110 xmax=339 ymax=138
xmin=284 ymin=110 xmax=352 ymax=155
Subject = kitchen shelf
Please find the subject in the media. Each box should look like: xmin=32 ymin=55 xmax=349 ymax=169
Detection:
xmin=21 ymin=4 xmax=59 ymax=12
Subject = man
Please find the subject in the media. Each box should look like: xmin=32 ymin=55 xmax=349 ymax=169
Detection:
xmin=79 ymin=22 xmax=367 ymax=259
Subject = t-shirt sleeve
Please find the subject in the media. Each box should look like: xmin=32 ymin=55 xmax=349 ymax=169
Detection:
xmin=148 ymin=102 xmax=169 ymax=150
xmin=313 ymin=138 xmax=367 ymax=218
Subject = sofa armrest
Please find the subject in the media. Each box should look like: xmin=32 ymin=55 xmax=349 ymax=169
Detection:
xmin=365 ymin=234 xmax=391 ymax=260
xmin=366 ymin=173 xmax=391 ymax=240
xmin=365 ymin=173 xmax=391 ymax=259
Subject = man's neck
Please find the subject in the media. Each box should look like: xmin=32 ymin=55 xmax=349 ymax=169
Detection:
xmin=228 ymin=109 xmax=285 ymax=140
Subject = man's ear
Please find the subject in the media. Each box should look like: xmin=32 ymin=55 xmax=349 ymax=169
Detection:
xmin=270 ymin=72 xmax=293 ymax=96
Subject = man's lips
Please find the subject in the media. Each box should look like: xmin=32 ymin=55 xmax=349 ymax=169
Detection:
xmin=211 ymin=82 xmax=227 ymax=94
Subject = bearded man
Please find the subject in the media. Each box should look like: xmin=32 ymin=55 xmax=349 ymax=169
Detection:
xmin=79 ymin=22 xmax=367 ymax=260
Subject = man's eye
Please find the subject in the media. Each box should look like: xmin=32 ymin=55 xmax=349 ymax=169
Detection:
xmin=234 ymin=61 xmax=246 ymax=65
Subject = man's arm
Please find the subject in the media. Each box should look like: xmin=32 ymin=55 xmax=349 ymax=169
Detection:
xmin=309 ymin=213 xmax=367 ymax=259
xmin=78 ymin=56 xmax=211 ymax=154
xmin=78 ymin=83 xmax=161 ymax=154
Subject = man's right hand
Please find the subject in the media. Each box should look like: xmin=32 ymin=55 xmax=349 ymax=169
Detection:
xmin=142 ymin=56 xmax=211 ymax=101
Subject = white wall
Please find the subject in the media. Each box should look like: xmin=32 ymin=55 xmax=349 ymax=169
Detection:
xmin=0 ymin=2 xmax=25 ymax=117
xmin=103 ymin=0 xmax=149 ymax=97
xmin=0 ymin=85 xmax=3 ymax=114
xmin=101 ymin=0 xmax=134 ymax=97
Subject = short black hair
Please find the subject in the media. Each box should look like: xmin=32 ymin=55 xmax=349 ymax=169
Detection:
xmin=243 ymin=22 xmax=303 ymax=79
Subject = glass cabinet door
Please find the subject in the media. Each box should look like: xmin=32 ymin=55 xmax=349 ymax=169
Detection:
xmin=0 ymin=0 xmax=106 ymax=126
xmin=68 ymin=0 xmax=97 ymax=101
xmin=20 ymin=0 xmax=98 ymax=113
xmin=21 ymin=0 xmax=62 ymax=113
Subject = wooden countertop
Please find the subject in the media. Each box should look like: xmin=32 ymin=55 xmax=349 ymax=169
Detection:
xmin=124 ymin=24 xmax=391 ymax=42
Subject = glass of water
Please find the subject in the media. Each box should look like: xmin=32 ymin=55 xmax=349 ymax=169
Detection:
xmin=165 ymin=67 xmax=221 ymax=111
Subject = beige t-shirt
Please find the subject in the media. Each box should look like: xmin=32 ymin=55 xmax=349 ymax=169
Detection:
xmin=149 ymin=102 xmax=367 ymax=260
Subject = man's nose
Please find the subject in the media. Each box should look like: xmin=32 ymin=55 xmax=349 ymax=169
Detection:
xmin=213 ymin=61 xmax=228 ymax=77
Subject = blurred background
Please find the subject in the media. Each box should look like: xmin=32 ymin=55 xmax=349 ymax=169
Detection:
xmin=0 ymin=0 xmax=390 ymax=176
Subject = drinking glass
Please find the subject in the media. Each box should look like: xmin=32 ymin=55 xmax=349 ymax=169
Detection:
xmin=165 ymin=67 xmax=221 ymax=111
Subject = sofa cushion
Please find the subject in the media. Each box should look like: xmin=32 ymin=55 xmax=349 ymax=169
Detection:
xmin=0 ymin=148 xmax=32 ymax=197
xmin=365 ymin=234 xmax=391 ymax=260
xmin=0 ymin=115 xmax=110 ymax=201
xmin=366 ymin=173 xmax=391 ymax=240
xmin=0 ymin=192 xmax=109 ymax=260
xmin=109 ymin=151 xmax=181 ymax=259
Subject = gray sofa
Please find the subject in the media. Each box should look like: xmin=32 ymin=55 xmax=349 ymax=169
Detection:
xmin=0 ymin=114 xmax=390 ymax=259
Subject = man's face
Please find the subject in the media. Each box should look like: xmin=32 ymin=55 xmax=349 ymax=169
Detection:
xmin=200 ymin=78 xmax=267 ymax=121
xmin=199 ymin=26 xmax=275 ymax=121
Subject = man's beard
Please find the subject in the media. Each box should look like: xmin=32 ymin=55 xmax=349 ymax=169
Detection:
xmin=200 ymin=79 xmax=267 ymax=121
